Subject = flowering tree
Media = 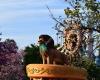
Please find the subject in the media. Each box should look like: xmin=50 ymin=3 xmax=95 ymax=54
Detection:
xmin=0 ymin=39 xmax=24 ymax=80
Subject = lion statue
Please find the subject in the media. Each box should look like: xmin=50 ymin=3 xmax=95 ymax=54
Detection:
xmin=38 ymin=34 xmax=68 ymax=65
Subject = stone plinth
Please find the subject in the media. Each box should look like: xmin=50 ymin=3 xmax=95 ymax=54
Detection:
xmin=26 ymin=64 xmax=87 ymax=80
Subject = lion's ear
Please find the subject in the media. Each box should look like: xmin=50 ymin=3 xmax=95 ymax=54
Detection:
xmin=45 ymin=38 xmax=52 ymax=45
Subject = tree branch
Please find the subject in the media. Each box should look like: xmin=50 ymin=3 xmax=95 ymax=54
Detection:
xmin=81 ymin=25 xmax=100 ymax=33
xmin=46 ymin=5 xmax=66 ymax=28
xmin=93 ymin=44 xmax=100 ymax=52
xmin=46 ymin=5 xmax=100 ymax=33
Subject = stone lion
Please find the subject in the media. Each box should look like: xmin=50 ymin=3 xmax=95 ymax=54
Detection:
xmin=38 ymin=34 xmax=68 ymax=65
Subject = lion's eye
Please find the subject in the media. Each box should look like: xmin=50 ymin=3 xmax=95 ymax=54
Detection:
xmin=38 ymin=40 xmax=43 ymax=42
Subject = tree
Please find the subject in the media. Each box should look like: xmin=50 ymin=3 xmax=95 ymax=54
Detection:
xmin=64 ymin=0 xmax=100 ymax=59
xmin=52 ymin=0 xmax=100 ymax=79
xmin=50 ymin=0 xmax=99 ymax=60
xmin=23 ymin=44 xmax=42 ymax=80
xmin=0 ymin=39 xmax=24 ymax=80
xmin=24 ymin=44 xmax=42 ymax=66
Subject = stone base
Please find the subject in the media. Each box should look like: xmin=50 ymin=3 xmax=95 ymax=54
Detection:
xmin=26 ymin=64 xmax=87 ymax=80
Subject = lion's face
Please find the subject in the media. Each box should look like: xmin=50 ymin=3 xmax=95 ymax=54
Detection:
xmin=65 ymin=33 xmax=77 ymax=51
xmin=38 ymin=37 xmax=45 ymax=44
xmin=64 ymin=28 xmax=81 ymax=53
xmin=38 ymin=35 xmax=54 ymax=49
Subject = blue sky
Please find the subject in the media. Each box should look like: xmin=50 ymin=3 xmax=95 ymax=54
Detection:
xmin=0 ymin=0 xmax=68 ymax=49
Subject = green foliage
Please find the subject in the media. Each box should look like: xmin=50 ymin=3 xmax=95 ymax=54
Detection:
xmin=85 ymin=0 xmax=99 ymax=11
xmin=64 ymin=9 xmax=79 ymax=16
xmin=87 ymin=65 xmax=100 ymax=80
xmin=64 ymin=0 xmax=100 ymax=26
xmin=24 ymin=44 xmax=42 ymax=65
xmin=64 ymin=0 xmax=81 ymax=17
xmin=85 ymin=0 xmax=100 ymax=20
xmin=23 ymin=44 xmax=42 ymax=80
xmin=82 ymin=56 xmax=100 ymax=80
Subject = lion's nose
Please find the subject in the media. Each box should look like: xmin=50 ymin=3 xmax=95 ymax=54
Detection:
xmin=38 ymin=40 xmax=42 ymax=42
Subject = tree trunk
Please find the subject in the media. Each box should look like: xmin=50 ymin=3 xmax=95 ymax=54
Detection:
xmin=87 ymin=31 xmax=95 ymax=60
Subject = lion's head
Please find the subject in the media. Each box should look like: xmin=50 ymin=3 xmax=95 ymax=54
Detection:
xmin=38 ymin=34 xmax=54 ymax=49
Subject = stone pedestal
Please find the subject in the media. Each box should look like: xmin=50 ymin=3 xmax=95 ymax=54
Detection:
xmin=26 ymin=64 xmax=87 ymax=80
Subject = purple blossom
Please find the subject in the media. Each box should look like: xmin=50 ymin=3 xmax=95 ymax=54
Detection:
xmin=0 ymin=39 xmax=24 ymax=80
